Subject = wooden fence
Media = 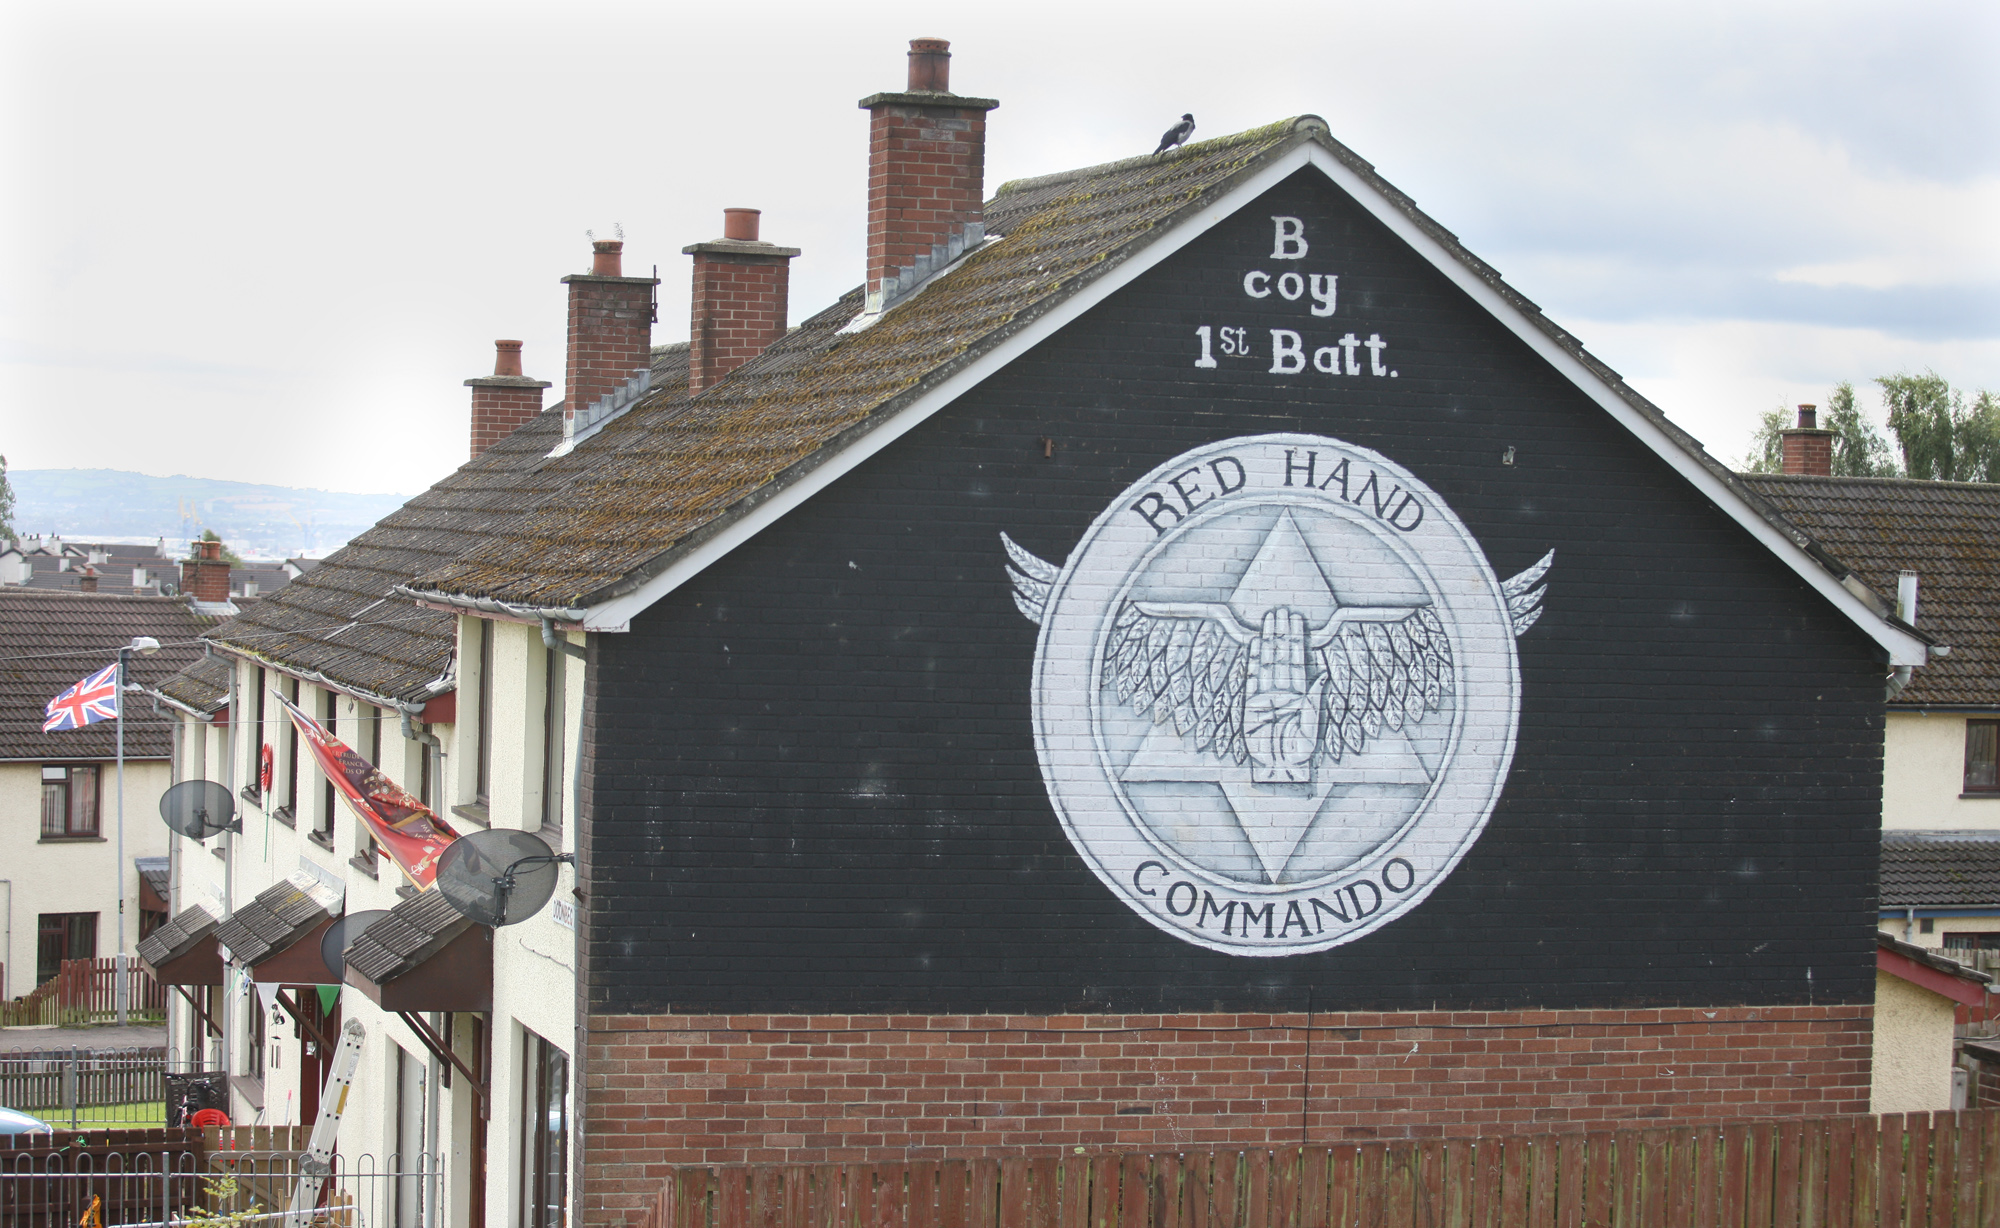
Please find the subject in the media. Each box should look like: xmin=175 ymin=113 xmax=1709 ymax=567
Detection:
xmin=0 ymin=1046 xmax=165 ymax=1111
xmin=643 ymin=1110 xmax=2000 ymax=1228
xmin=0 ymin=957 xmax=165 ymax=1026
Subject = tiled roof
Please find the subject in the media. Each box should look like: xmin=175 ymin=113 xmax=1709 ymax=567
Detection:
xmin=136 ymin=902 xmax=219 ymax=969
xmin=214 ymin=873 xmax=342 ymax=966
xmin=1877 ymin=930 xmax=1993 ymax=984
xmin=399 ymin=120 xmax=1331 ymax=608
xmin=136 ymin=856 xmax=170 ymax=902
xmin=0 ymin=589 xmax=216 ymax=761
xmin=146 ymin=652 xmax=232 ymax=717
xmin=343 ymin=888 xmax=476 ymax=984
xmin=188 ymin=346 xmax=692 ymax=704
xmin=391 ymin=117 xmax=1856 ymax=621
xmin=1741 ymin=475 xmax=1999 ymax=706
xmin=1880 ymin=831 xmax=2000 ymax=908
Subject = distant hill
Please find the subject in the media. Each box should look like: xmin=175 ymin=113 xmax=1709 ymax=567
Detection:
xmin=9 ymin=469 xmax=411 ymax=558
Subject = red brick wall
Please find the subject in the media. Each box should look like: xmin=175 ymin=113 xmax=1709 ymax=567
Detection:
xmin=180 ymin=557 xmax=229 ymax=602
xmin=689 ymin=254 xmax=790 ymax=394
xmin=1781 ymin=428 xmax=1834 ymax=476
xmin=468 ymin=383 xmax=545 ymax=457
xmin=581 ymin=1005 xmax=1871 ymax=1223
xmin=865 ymin=101 xmax=991 ymax=304
xmin=564 ymin=264 xmax=656 ymax=418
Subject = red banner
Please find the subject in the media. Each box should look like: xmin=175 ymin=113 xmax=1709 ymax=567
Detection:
xmin=274 ymin=693 xmax=458 ymax=887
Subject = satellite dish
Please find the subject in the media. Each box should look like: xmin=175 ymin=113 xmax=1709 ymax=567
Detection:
xmin=437 ymin=829 xmax=571 ymax=927
xmin=319 ymin=909 xmax=389 ymax=982
xmin=158 ymin=780 xmax=239 ymax=838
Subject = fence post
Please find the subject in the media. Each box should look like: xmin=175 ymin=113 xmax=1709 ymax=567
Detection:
xmin=65 ymin=1047 xmax=78 ymax=1130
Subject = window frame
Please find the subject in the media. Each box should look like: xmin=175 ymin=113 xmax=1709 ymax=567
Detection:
xmin=475 ymin=618 xmax=494 ymax=808
xmin=1967 ymin=719 xmax=1999 ymax=795
xmin=40 ymin=765 xmax=100 ymax=839
xmin=314 ymin=689 xmax=338 ymax=845
xmin=518 ymin=1030 xmax=570 ymax=1228
xmin=541 ymin=642 xmax=566 ymax=835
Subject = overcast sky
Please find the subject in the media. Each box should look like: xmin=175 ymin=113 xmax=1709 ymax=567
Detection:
xmin=3 ymin=0 xmax=1995 ymax=497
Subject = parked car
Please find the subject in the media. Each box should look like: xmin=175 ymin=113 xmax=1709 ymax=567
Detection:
xmin=0 ymin=1107 xmax=53 ymax=1134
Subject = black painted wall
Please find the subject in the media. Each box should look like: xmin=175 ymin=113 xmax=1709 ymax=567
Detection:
xmin=580 ymin=169 xmax=1885 ymax=1015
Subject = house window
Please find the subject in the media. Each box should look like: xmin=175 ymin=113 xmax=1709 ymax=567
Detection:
xmin=1945 ymin=933 xmax=2000 ymax=951
xmin=247 ymin=984 xmax=265 ymax=1081
xmin=357 ymin=705 xmax=380 ymax=867
xmin=40 ymin=765 xmax=100 ymax=838
xmin=541 ymin=644 xmax=566 ymax=833
xmin=316 ymin=690 xmax=338 ymax=843
xmin=36 ymin=912 xmax=97 ymax=986
xmin=250 ymin=668 xmax=267 ymax=802
xmin=1968 ymin=720 xmax=1999 ymax=794
xmin=419 ymin=727 xmax=434 ymax=810
xmin=519 ymin=1031 xmax=570 ymax=1228
xmin=275 ymin=676 xmax=301 ymax=824
xmin=476 ymin=619 xmax=494 ymax=808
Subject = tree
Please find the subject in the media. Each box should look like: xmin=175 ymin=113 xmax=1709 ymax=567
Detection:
xmin=1879 ymin=371 xmax=2000 ymax=483
xmin=0 ymin=454 xmax=14 ymax=542
xmin=1742 ymin=382 xmax=1899 ymax=477
xmin=193 ymin=527 xmax=244 ymax=567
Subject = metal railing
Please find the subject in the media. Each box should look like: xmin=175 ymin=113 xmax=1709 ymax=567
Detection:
xmin=0 ymin=1047 xmax=193 ymax=1129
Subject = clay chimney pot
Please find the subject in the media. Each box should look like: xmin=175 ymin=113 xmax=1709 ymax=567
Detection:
xmin=591 ymin=240 xmax=624 ymax=277
xmin=907 ymin=37 xmax=951 ymax=91
xmin=723 ymin=209 xmax=761 ymax=242
xmin=1797 ymin=404 xmax=1817 ymax=429
xmin=493 ymin=340 xmax=525 ymax=378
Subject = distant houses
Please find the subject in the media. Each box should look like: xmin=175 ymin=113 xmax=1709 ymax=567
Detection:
xmin=0 ymin=534 xmax=307 ymax=602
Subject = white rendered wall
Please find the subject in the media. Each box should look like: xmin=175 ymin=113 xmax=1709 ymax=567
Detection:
xmin=1884 ymin=712 xmax=2000 ymax=830
xmin=0 ymin=758 xmax=171 ymax=1000
xmin=1870 ymin=969 xmax=1959 ymax=1114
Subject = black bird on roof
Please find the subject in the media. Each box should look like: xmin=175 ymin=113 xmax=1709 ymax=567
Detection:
xmin=1153 ymin=114 xmax=1195 ymax=157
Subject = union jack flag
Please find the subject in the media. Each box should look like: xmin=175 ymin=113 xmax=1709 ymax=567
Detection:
xmin=43 ymin=663 xmax=121 ymax=732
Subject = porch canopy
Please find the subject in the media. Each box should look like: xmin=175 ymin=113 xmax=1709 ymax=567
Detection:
xmin=215 ymin=871 xmax=346 ymax=984
xmin=136 ymin=902 xmax=223 ymax=986
xmin=343 ymin=888 xmax=492 ymax=1012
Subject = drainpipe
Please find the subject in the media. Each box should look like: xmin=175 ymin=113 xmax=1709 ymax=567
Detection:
xmin=1905 ymin=906 xmax=1917 ymax=942
xmin=541 ymin=617 xmax=585 ymax=660
xmin=1887 ymin=571 xmax=1919 ymax=699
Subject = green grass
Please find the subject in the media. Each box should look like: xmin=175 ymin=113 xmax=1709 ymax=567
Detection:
xmin=44 ymin=1101 xmax=166 ymax=1127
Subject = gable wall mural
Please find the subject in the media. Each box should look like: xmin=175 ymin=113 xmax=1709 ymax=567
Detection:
xmin=580 ymin=170 xmax=1888 ymax=1018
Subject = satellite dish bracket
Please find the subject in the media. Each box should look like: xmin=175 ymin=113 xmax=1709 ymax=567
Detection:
xmin=491 ymin=852 xmax=576 ymax=925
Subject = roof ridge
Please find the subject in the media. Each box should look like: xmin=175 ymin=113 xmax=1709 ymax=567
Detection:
xmin=993 ymin=116 xmax=1325 ymax=198
xmin=1744 ymin=473 xmax=2000 ymax=493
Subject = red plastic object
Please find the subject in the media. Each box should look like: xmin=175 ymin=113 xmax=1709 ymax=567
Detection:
xmin=190 ymin=1108 xmax=231 ymax=1128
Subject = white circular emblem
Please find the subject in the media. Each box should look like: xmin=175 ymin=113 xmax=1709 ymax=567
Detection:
xmin=1007 ymin=434 xmax=1544 ymax=955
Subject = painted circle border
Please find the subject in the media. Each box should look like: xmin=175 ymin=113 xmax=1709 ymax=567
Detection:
xmin=1029 ymin=433 xmax=1520 ymax=955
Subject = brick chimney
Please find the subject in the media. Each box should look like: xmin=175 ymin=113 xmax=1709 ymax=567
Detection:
xmin=182 ymin=539 xmax=231 ymax=603
xmin=78 ymin=568 xmax=98 ymax=594
xmin=858 ymin=38 xmax=999 ymax=315
xmin=684 ymin=209 xmax=801 ymax=394
xmin=1781 ymin=404 xmax=1835 ymax=476
xmin=562 ymin=239 xmax=659 ymax=427
xmin=465 ymin=340 xmax=552 ymax=458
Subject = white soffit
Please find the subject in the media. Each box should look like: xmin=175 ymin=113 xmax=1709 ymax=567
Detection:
xmin=584 ymin=141 xmax=1927 ymax=667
